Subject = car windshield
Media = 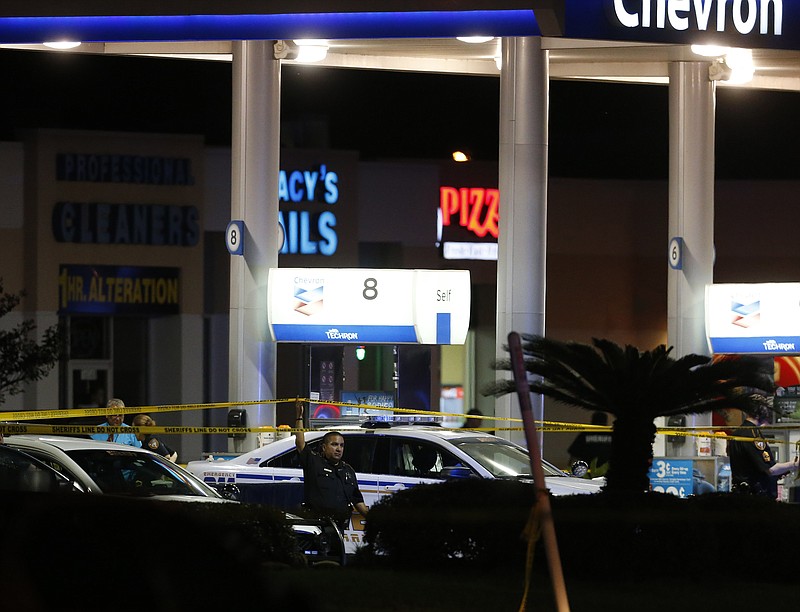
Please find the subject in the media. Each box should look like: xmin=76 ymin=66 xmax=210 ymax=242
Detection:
xmin=452 ymin=438 xmax=564 ymax=478
xmin=66 ymin=449 xmax=218 ymax=498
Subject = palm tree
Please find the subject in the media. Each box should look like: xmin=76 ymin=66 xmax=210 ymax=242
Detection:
xmin=485 ymin=334 xmax=774 ymax=494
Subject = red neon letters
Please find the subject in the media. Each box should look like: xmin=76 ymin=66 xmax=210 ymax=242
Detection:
xmin=439 ymin=186 xmax=499 ymax=239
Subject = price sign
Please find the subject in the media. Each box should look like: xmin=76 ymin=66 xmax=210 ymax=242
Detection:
xmin=267 ymin=268 xmax=470 ymax=344
xmin=226 ymin=220 xmax=245 ymax=256
xmin=648 ymin=458 xmax=693 ymax=498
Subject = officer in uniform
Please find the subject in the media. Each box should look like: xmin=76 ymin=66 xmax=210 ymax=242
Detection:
xmin=728 ymin=397 xmax=798 ymax=498
xmin=132 ymin=414 xmax=178 ymax=462
xmin=295 ymin=401 xmax=368 ymax=531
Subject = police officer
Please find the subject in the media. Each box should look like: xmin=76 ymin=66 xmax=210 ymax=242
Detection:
xmin=295 ymin=401 xmax=368 ymax=531
xmin=132 ymin=414 xmax=178 ymax=462
xmin=728 ymin=397 xmax=799 ymax=498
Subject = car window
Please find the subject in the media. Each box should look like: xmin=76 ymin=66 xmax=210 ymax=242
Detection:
xmin=451 ymin=439 xmax=563 ymax=478
xmin=261 ymin=440 xmax=322 ymax=468
xmin=66 ymin=449 xmax=212 ymax=497
xmin=16 ymin=449 xmax=81 ymax=483
xmin=0 ymin=446 xmax=66 ymax=493
xmin=388 ymin=438 xmax=468 ymax=480
xmin=263 ymin=437 xmax=379 ymax=473
xmin=338 ymin=435 xmax=377 ymax=473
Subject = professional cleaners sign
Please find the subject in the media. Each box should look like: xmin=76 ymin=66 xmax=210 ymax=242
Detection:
xmin=566 ymin=0 xmax=800 ymax=50
xmin=267 ymin=268 xmax=470 ymax=345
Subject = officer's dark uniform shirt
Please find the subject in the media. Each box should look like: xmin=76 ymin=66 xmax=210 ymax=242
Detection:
xmin=143 ymin=434 xmax=174 ymax=458
xmin=298 ymin=444 xmax=363 ymax=526
xmin=728 ymin=422 xmax=777 ymax=497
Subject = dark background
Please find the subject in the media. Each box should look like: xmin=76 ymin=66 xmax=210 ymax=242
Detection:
xmin=1 ymin=49 xmax=798 ymax=179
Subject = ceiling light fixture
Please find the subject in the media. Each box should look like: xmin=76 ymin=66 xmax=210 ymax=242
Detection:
xmin=43 ymin=41 xmax=81 ymax=50
xmin=704 ymin=47 xmax=754 ymax=84
xmin=690 ymin=44 xmax=731 ymax=58
xmin=292 ymin=39 xmax=329 ymax=63
xmin=452 ymin=151 xmax=470 ymax=162
xmin=724 ymin=48 xmax=755 ymax=84
xmin=456 ymin=36 xmax=494 ymax=44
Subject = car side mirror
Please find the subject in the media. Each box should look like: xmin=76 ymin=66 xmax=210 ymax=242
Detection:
xmin=441 ymin=466 xmax=473 ymax=479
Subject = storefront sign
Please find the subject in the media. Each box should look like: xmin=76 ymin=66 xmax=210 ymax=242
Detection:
xmin=52 ymin=202 xmax=200 ymax=246
xmin=267 ymin=268 xmax=471 ymax=344
xmin=706 ymin=283 xmax=800 ymax=353
xmin=56 ymin=153 xmax=194 ymax=185
xmin=438 ymin=186 xmax=498 ymax=261
xmin=58 ymin=264 xmax=180 ymax=315
xmin=566 ymin=0 xmax=800 ymax=50
xmin=278 ymin=164 xmax=340 ymax=256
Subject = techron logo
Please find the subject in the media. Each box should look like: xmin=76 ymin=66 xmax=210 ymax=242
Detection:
xmin=607 ymin=0 xmax=783 ymax=35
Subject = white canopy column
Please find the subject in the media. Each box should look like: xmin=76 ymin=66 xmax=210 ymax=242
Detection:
xmin=663 ymin=61 xmax=716 ymax=457
xmin=228 ymin=40 xmax=281 ymax=452
xmin=495 ymin=36 xmax=549 ymax=449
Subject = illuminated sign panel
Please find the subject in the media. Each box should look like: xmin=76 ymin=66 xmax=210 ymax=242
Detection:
xmin=706 ymin=283 xmax=800 ymax=353
xmin=566 ymin=0 xmax=800 ymax=50
xmin=438 ymin=186 xmax=498 ymax=261
xmin=267 ymin=268 xmax=471 ymax=344
xmin=278 ymin=165 xmax=339 ymax=256
xmin=58 ymin=264 xmax=180 ymax=315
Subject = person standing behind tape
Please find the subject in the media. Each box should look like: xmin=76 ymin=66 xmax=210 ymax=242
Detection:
xmin=728 ymin=397 xmax=799 ymax=498
xmin=90 ymin=399 xmax=141 ymax=447
xmin=294 ymin=400 xmax=368 ymax=531
xmin=132 ymin=414 xmax=178 ymax=462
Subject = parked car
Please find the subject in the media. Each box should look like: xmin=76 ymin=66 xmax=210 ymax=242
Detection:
xmin=0 ymin=443 xmax=84 ymax=494
xmin=186 ymin=422 xmax=602 ymax=553
xmin=4 ymin=435 xmax=344 ymax=565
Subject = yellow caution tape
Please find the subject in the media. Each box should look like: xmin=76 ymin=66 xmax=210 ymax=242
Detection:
xmin=0 ymin=398 xmax=296 ymax=422
xmin=2 ymin=398 xmax=800 ymax=446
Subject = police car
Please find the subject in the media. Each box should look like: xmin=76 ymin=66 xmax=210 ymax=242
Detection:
xmin=186 ymin=423 xmax=602 ymax=553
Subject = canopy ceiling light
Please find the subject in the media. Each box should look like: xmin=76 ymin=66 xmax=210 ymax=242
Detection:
xmin=292 ymin=39 xmax=329 ymax=63
xmin=695 ymin=45 xmax=754 ymax=84
xmin=456 ymin=36 xmax=494 ymax=44
xmin=42 ymin=41 xmax=81 ymax=49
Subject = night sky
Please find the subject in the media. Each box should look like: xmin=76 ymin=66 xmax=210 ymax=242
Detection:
xmin=1 ymin=49 xmax=798 ymax=180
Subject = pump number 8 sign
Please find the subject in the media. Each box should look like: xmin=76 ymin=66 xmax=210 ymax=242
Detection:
xmin=267 ymin=268 xmax=470 ymax=344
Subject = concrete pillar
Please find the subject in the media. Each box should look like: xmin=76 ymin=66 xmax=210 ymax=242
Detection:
xmin=228 ymin=40 xmax=281 ymax=452
xmin=495 ymin=37 xmax=549 ymax=450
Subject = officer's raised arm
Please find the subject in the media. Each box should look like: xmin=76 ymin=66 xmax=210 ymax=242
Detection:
xmin=295 ymin=399 xmax=306 ymax=452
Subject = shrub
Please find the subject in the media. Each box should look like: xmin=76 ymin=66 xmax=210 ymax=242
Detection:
xmin=361 ymin=479 xmax=800 ymax=583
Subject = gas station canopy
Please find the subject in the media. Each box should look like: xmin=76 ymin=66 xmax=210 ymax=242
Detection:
xmin=1 ymin=1 xmax=799 ymax=91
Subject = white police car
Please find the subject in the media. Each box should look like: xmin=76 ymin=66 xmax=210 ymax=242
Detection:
xmin=186 ymin=422 xmax=602 ymax=553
